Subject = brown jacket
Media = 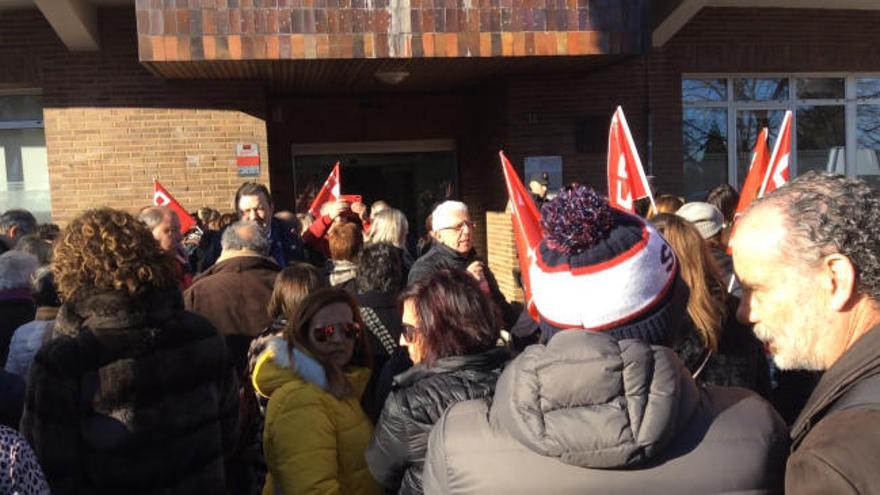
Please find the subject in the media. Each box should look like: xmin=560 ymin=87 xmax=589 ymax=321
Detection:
xmin=787 ymin=325 xmax=880 ymax=494
xmin=184 ymin=255 xmax=280 ymax=375
xmin=185 ymin=254 xmax=280 ymax=337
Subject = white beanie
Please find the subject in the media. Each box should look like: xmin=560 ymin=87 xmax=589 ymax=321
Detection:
xmin=676 ymin=202 xmax=724 ymax=240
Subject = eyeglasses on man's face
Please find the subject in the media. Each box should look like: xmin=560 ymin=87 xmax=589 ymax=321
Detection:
xmin=440 ymin=220 xmax=476 ymax=233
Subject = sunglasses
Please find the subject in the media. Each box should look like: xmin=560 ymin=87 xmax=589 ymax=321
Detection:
xmin=401 ymin=323 xmax=420 ymax=344
xmin=312 ymin=322 xmax=362 ymax=343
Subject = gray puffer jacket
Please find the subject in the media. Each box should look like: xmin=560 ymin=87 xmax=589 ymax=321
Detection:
xmin=423 ymin=331 xmax=789 ymax=494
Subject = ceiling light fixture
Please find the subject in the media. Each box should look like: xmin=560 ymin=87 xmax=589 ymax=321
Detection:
xmin=374 ymin=70 xmax=411 ymax=85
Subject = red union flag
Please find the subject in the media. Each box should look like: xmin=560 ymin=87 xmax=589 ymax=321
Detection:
xmin=607 ymin=106 xmax=655 ymax=213
xmin=500 ymin=151 xmax=542 ymax=319
xmin=735 ymin=127 xmax=771 ymax=215
xmin=308 ymin=162 xmax=341 ymax=218
xmin=759 ymin=110 xmax=792 ymax=197
xmin=153 ymin=181 xmax=197 ymax=233
xmin=727 ymin=127 xmax=771 ymax=256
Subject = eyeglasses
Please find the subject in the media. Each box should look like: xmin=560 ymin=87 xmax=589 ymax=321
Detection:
xmin=439 ymin=220 xmax=476 ymax=233
xmin=401 ymin=323 xmax=420 ymax=344
xmin=312 ymin=322 xmax=362 ymax=343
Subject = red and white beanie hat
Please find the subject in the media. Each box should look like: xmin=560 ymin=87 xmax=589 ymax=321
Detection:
xmin=531 ymin=186 xmax=688 ymax=344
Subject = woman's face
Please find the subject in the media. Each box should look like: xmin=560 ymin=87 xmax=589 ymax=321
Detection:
xmin=307 ymin=301 xmax=357 ymax=369
xmin=400 ymin=299 xmax=425 ymax=364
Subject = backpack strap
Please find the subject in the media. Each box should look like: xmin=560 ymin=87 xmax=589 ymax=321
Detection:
xmin=360 ymin=307 xmax=397 ymax=356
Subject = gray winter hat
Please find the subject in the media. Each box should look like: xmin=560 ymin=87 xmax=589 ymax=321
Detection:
xmin=676 ymin=202 xmax=724 ymax=240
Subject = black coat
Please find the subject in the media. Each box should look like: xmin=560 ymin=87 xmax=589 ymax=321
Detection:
xmin=0 ymin=293 xmax=36 ymax=366
xmin=0 ymin=369 xmax=23 ymax=430
xmin=672 ymin=297 xmax=771 ymax=399
xmin=408 ymin=243 xmax=517 ymax=328
xmin=366 ymin=347 xmax=509 ymax=494
xmin=357 ymin=290 xmax=404 ymax=422
xmin=20 ymin=289 xmax=239 ymax=494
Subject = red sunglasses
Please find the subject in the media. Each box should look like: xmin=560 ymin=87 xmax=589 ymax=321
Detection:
xmin=312 ymin=322 xmax=362 ymax=343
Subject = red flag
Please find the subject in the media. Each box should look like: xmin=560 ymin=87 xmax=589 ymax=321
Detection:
xmin=759 ymin=110 xmax=792 ymax=197
xmin=607 ymin=106 xmax=655 ymax=213
xmin=308 ymin=162 xmax=341 ymax=218
xmin=500 ymin=151 xmax=542 ymax=320
xmin=153 ymin=181 xmax=197 ymax=233
xmin=735 ymin=127 xmax=771 ymax=215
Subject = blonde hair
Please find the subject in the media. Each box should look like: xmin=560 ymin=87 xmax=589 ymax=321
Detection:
xmin=366 ymin=208 xmax=408 ymax=249
xmin=651 ymin=213 xmax=726 ymax=352
xmin=647 ymin=194 xmax=685 ymax=219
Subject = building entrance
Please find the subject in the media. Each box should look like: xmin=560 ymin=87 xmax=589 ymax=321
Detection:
xmin=292 ymin=142 xmax=457 ymax=252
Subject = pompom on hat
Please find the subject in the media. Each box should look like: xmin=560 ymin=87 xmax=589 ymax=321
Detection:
xmin=530 ymin=186 xmax=688 ymax=344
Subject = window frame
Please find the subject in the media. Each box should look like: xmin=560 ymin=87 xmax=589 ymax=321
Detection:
xmin=682 ymin=73 xmax=880 ymax=187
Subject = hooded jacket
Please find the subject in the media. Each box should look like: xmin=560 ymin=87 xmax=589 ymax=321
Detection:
xmin=366 ymin=347 xmax=509 ymax=494
xmin=423 ymin=331 xmax=788 ymax=494
xmin=785 ymin=324 xmax=880 ymax=494
xmin=252 ymin=338 xmax=380 ymax=495
xmin=20 ymin=289 xmax=239 ymax=495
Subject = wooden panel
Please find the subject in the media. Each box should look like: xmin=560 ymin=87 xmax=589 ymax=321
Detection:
xmin=143 ymin=53 xmax=624 ymax=92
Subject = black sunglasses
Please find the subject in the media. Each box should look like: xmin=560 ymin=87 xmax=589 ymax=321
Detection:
xmin=312 ymin=322 xmax=362 ymax=343
xmin=401 ymin=323 xmax=420 ymax=344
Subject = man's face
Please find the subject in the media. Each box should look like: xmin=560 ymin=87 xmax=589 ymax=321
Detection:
xmin=152 ymin=212 xmax=182 ymax=253
xmin=435 ymin=210 xmax=474 ymax=254
xmin=238 ymin=193 xmax=273 ymax=227
xmin=732 ymin=207 xmax=833 ymax=370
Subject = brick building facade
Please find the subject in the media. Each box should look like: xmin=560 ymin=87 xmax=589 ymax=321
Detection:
xmin=2 ymin=1 xmax=880 ymax=278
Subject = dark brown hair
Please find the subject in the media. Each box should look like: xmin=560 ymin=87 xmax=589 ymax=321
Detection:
xmin=53 ymin=208 xmax=177 ymax=303
xmin=268 ymin=263 xmax=326 ymax=320
xmin=399 ymin=268 xmax=500 ymax=367
xmin=284 ymin=287 xmax=370 ymax=399
xmin=234 ymin=182 xmax=273 ymax=214
xmin=328 ymin=221 xmax=363 ymax=262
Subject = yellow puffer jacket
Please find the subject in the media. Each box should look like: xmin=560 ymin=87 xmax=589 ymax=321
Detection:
xmin=253 ymin=338 xmax=380 ymax=495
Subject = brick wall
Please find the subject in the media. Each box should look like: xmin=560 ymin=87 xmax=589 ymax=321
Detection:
xmin=485 ymin=210 xmax=522 ymax=302
xmin=135 ymin=0 xmax=645 ymax=62
xmin=0 ymin=7 xmax=269 ymax=225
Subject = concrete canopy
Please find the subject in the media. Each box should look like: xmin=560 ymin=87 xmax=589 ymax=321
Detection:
xmin=0 ymin=0 xmax=131 ymax=51
xmin=653 ymin=0 xmax=880 ymax=47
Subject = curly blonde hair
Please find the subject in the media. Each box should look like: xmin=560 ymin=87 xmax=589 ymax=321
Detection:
xmin=53 ymin=208 xmax=178 ymax=303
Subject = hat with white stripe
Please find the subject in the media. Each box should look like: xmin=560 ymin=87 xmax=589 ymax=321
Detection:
xmin=533 ymin=186 xmax=688 ymax=344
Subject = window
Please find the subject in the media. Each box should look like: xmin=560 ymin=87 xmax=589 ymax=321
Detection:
xmin=0 ymin=92 xmax=50 ymax=222
xmin=681 ymin=75 xmax=880 ymax=197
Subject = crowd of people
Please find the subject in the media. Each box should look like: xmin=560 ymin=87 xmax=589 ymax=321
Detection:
xmin=0 ymin=171 xmax=877 ymax=494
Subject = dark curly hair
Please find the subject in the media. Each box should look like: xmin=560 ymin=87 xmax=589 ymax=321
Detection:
xmin=751 ymin=171 xmax=880 ymax=300
xmin=53 ymin=208 xmax=178 ymax=303
xmin=356 ymin=242 xmax=403 ymax=294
